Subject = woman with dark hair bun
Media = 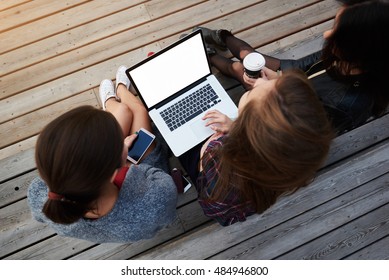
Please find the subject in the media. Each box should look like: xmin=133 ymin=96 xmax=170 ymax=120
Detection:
xmin=194 ymin=0 xmax=389 ymax=134
xmin=28 ymin=66 xmax=177 ymax=243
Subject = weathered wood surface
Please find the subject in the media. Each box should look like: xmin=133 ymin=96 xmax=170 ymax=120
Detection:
xmin=2 ymin=0 xmax=388 ymax=260
xmin=135 ymin=140 xmax=389 ymax=260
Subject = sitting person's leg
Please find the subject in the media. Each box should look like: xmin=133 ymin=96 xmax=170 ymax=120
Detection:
xmin=219 ymin=30 xmax=255 ymax=60
xmin=99 ymin=66 xmax=156 ymax=157
xmin=115 ymin=66 xmax=156 ymax=155
xmin=198 ymin=27 xmax=282 ymax=71
xmin=209 ymin=54 xmax=246 ymax=86
xmin=115 ymin=66 xmax=153 ymax=136
xmin=219 ymin=30 xmax=281 ymax=71
xmin=100 ymin=79 xmax=133 ymax=137
xmin=177 ymin=142 xmax=203 ymax=184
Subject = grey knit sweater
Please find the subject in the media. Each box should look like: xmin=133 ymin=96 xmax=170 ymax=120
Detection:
xmin=27 ymin=141 xmax=177 ymax=243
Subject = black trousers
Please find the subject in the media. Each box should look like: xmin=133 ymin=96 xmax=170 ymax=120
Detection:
xmin=177 ymin=141 xmax=203 ymax=184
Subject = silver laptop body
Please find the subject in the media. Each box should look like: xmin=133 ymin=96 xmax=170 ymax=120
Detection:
xmin=126 ymin=30 xmax=238 ymax=156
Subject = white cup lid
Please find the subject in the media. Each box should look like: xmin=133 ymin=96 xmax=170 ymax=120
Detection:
xmin=243 ymin=52 xmax=266 ymax=71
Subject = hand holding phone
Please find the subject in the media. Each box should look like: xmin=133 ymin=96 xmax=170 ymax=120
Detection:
xmin=127 ymin=128 xmax=155 ymax=164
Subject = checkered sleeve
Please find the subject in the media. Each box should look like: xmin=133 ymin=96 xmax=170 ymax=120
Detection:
xmin=196 ymin=136 xmax=255 ymax=226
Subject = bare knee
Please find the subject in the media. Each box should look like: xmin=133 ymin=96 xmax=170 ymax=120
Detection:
xmin=117 ymin=103 xmax=133 ymax=120
xmin=113 ymin=103 xmax=134 ymax=136
xmin=130 ymin=101 xmax=149 ymax=118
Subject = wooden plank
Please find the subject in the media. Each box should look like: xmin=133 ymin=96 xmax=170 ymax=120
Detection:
xmin=0 ymin=170 xmax=38 ymax=208
xmin=0 ymin=166 xmax=196 ymax=214
xmin=0 ymin=91 xmax=99 ymax=182
xmin=145 ymin=0 xmax=207 ymax=20
xmin=0 ymin=0 xmax=230 ymax=78
xmin=133 ymin=141 xmax=389 ymax=259
xmin=69 ymin=219 xmax=186 ymax=260
xmin=0 ymin=177 xmax=200 ymax=260
xmin=0 ymin=0 xmax=146 ymax=54
xmin=324 ymin=113 xmax=389 ymax=166
xmin=1 ymin=0 xmax=210 ymax=97
xmin=0 ymin=198 xmax=55 ymax=259
xmin=177 ymin=199 xmax=211 ymax=232
xmin=0 ymin=90 xmax=98 ymax=149
xmin=343 ymin=235 xmax=389 ymax=260
xmin=262 ymin=20 xmax=331 ymax=59
xmin=240 ymin=0 xmax=338 ymax=49
xmin=0 ymin=148 xmax=35 ymax=184
xmin=69 ymin=200 xmax=209 ymax=260
xmin=159 ymin=0 xmax=336 ymax=50
xmin=211 ymin=173 xmax=389 ymax=260
xmin=0 ymin=196 xmax=192 ymax=259
xmin=3 ymin=235 xmax=95 ymax=260
xmin=176 ymin=0 xmax=325 ymax=39
xmin=0 ymin=0 xmax=327 ymax=121
xmin=0 ymin=0 xmax=89 ymax=33
xmin=158 ymin=0 xmax=328 ymax=49
xmin=1 ymin=4 xmax=150 ymax=77
xmin=0 ymin=0 xmax=32 ymax=12
xmin=0 ymin=136 xmax=37 ymax=187
xmin=2 ymin=0 xmax=260 ymax=100
xmin=2 ymin=116 xmax=387 ymax=258
xmin=276 ymin=201 xmax=389 ymax=259
xmin=0 ymin=136 xmax=37 ymax=161
xmin=0 ymin=171 xmax=198 ymax=259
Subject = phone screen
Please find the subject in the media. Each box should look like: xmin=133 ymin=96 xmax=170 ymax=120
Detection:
xmin=183 ymin=175 xmax=192 ymax=193
xmin=127 ymin=129 xmax=155 ymax=164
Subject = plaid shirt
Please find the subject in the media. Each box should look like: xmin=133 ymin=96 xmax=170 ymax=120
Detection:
xmin=196 ymin=136 xmax=256 ymax=226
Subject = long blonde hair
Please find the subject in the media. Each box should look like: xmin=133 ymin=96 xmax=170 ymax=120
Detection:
xmin=204 ymin=70 xmax=334 ymax=213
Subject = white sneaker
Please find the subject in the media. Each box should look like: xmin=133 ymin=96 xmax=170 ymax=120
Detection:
xmin=99 ymin=79 xmax=116 ymax=110
xmin=116 ymin=65 xmax=131 ymax=91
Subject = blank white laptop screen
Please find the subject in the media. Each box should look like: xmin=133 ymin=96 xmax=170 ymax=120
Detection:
xmin=128 ymin=33 xmax=210 ymax=108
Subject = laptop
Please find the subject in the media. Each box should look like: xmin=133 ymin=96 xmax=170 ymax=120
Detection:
xmin=125 ymin=29 xmax=238 ymax=156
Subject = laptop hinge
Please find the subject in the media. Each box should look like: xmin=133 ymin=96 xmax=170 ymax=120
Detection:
xmin=150 ymin=75 xmax=210 ymax=110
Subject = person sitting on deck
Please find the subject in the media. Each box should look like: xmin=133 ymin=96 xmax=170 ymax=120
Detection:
xmin=27 ymin=66 xmax=177 ymax=243
xmin=178 ymin=69 xmax=334 ymax=226
xmin=194 ymin=0 xmax=389 ymax=135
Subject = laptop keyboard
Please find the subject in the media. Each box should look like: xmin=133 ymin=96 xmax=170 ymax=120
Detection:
xmin=160 ymin=84 xmax=221 ymax=131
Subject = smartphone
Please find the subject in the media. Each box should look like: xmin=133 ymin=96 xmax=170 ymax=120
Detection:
xmin=183 ymin=175 xmax=192 ymax=193
xmin=127 ymin=128 xmax=155 ymax=164
xmin=171 ymin=168 xmax=192 ymax=193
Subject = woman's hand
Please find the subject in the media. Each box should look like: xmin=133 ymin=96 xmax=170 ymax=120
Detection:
xmin=243 ymin=67 xmax=280 ymax=88
xmin=202 ymin=109 xmax=233 ymax=134
xmin=120 ymin=134 xmax=138 ymax=166
xmin=243 ymin=73 xmax=257 ymax=88
xmin=260 ymin=66 xmax=281 ymax=80
xmin=124 ymin=134 xmax=138 ymax=149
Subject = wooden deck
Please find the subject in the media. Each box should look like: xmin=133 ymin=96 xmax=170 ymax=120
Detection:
xmin=1 ymin=0 xmax=388 ymax=260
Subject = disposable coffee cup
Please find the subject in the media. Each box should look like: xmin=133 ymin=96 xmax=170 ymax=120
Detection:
xmin=243 ymin=52 xmax=266 ymax=79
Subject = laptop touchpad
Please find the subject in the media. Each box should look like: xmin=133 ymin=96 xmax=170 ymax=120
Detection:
xmin=190 ymin=118 xmax=214 ymax=140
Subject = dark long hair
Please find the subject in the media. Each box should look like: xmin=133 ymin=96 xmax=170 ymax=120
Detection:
xmin=36 ymin=106 xmax=124 ymax=224
xmin=204 ymin=70 xmax=334 ymax=213
xmin=322 ymin=0 xmax=389 ymax=116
